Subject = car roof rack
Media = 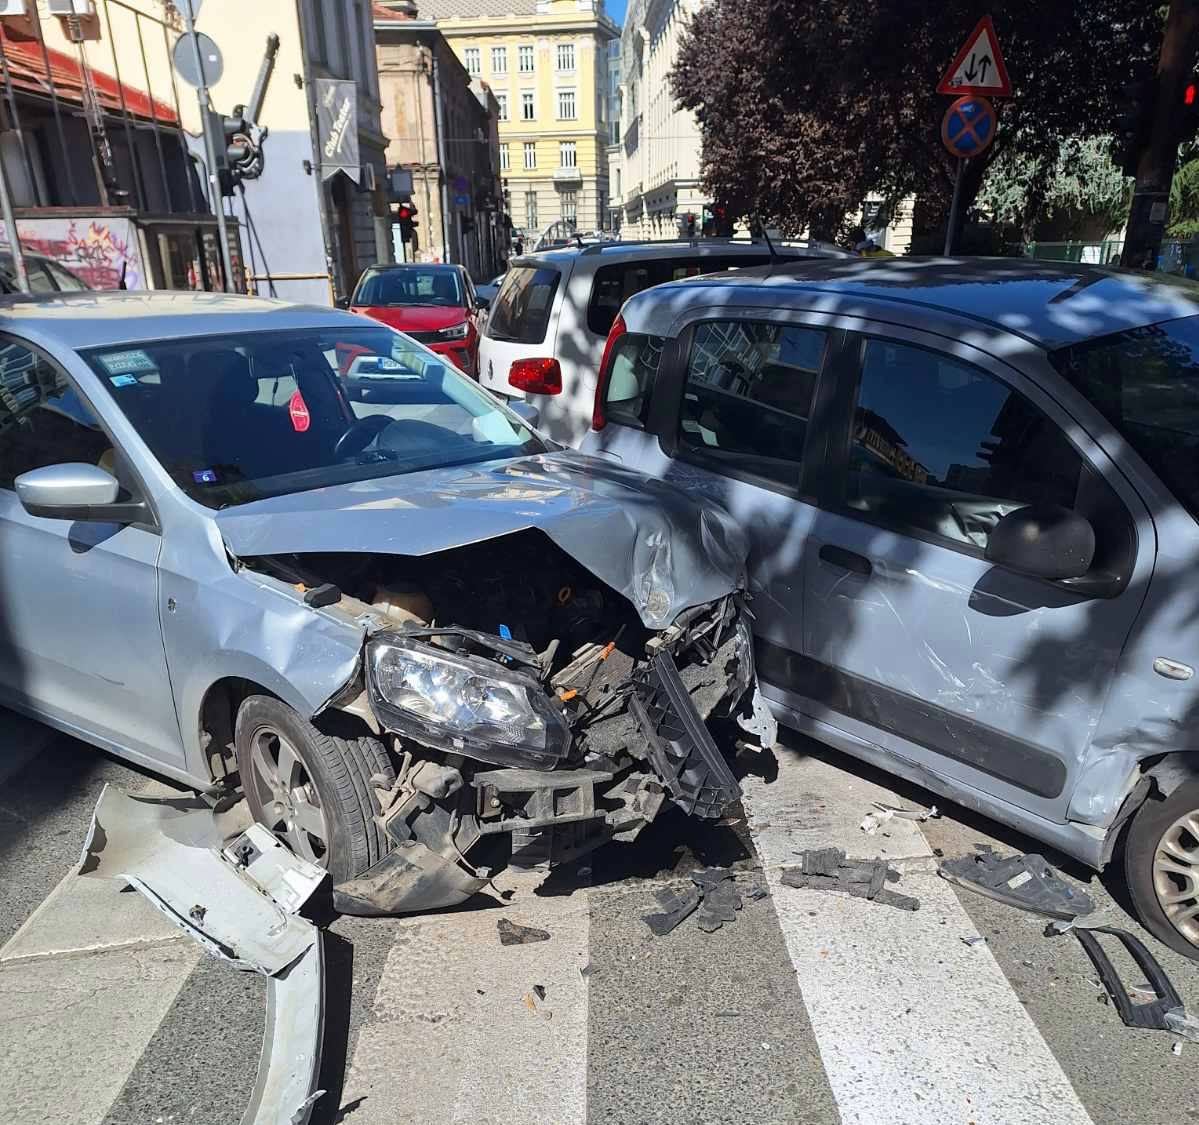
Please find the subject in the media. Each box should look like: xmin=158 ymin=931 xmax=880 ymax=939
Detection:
xmin=577 ymin=236 xmax=833 ymax=256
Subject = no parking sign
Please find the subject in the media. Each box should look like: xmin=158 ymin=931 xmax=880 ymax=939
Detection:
xmin=941 ymin=95 xmax=996 ymax=159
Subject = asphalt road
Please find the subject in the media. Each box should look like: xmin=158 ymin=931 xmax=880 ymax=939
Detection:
xmin=0 ymin=708 xmax=1195 ymax=1125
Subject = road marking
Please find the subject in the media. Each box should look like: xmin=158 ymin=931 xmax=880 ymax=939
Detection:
xmin=743 ymin=745 xmax=1095 ymax=1125
xmin=341 ymin=880 xmax=591 ymax=1124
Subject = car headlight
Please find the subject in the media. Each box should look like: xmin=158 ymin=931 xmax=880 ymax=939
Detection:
xmin=367 ymin=634 xmax=570 ymax=768
xmin=438 ymin=321 xmax=470 ymax=340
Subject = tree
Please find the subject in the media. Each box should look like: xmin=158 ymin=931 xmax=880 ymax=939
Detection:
xmin=977 ymin=135 xmax=1131 ymax=242
xmin=671 ymin=1 xmax=1161 ymax=243
xmin=1169 ymin=148 xmax=1199 ymax=236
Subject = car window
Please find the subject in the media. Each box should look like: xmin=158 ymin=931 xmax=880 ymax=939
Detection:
xmin=487 ymin=266 xmax=561 ymax=344
xmin=24 ymin=262 xmax=57 ymax=294
xmin=678 ymin=320 xmax=826 ymax=488
xmin=602 ymin=333 xmax=665 ymax=428
xmin=0 ymin=340 xmax=113 ymax=490
xmin=1052 ymin=316 xmax=1199 ymax=522
xmin=81 ymin=326 xmax=544 ymax=509
xmin=353 ymin=268 xmax=464 ymax=307
xmin=46 ymin=261 xmax=87 ymax=291
xmin=587 ymin=256 xmax=774 ymax=336
xmin=845 ymin=340 xmax=1084 ymax=552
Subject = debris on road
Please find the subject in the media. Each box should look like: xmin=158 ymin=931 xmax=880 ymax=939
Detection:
xmin=860 ymin=802 xmax=939 ymax=834
xmin=642 ymin=883 xmax=701 ymax=936
xmin=642 ymin=865 xmax=749 ymax=936
xmin=533 ymin=984 xmax=547 ymax=1001
xmin=779 ymin=848 xmax=920 ymax=911
xmin=939 ymin=847 xmax=1094 ymax=919
xmin=961 ymin=935 xmax=986 ymax=948
xmin=1054 ymin=923 xmax=1199 ymax=1043
xmin=1173 ymin=1042 xmax=1184 ymax=1057
xmin=80 ymin=785 xmax=326 ymax=1125
xmin=497 ymin=918 xmax=552 ymax=946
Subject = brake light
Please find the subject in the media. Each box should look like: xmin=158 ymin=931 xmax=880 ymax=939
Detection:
xmin=509 ymin=357 xmax=562 ymax=395
xmin=593 ymin=314 xmax=627 ymax=430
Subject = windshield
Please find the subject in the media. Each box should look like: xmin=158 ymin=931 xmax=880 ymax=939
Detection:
xmin=81 ymin=325 xmax=544 ymax=509
xmin=353 ymin=267 xmax=464 ymax=307
xmin=1053 ymin=315 xmax=1199 ymax=520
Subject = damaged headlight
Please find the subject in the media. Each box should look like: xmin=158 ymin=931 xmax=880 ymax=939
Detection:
xmin=367 ymin=634 xmax=571 ymax=769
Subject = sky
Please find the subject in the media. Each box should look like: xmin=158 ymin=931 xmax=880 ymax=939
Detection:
xmin=607 ymin=0 xmax=626 ymax=25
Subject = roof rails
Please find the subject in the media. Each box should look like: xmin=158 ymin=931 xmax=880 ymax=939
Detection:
xmin=577 ymin=236 xmax=834 ymax=256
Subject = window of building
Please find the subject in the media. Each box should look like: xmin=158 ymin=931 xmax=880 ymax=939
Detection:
xmin=523 ymin=142 xmax=537 ymax=170
xmin=559 ymin=141 xmax=576 ymax=168
xmin=518 ymin=44 xmax=535 ymax=73
xmin=677 ymin=322 xmax=828 ymax=489
xmin=844 ymin=340 xmax=1086 ymax=552
xmin=521 ymin=90 xmax=535 ymax=120
xmin=491 ymin=46 xmax=507 ymax=74
xmin=499 ymin=143 xmax=510 ymax=171
xmin=556 ymin=42 xmax=575 ymax=71
xmin=557 ymin=89 xmax=576 ymax=120
xmin=496 ymin=93 xmax=509 ymax=122
xmin=525 ymin=191 xmax=538 ymax=230
xmin=464 ymin=47 xmax=481 ymax=76
xmin=561 ymin=190 xmax=577 ymax=223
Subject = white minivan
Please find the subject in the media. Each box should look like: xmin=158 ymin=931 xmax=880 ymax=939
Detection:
xmin=478 ymin=239 xmax=847 ymax=445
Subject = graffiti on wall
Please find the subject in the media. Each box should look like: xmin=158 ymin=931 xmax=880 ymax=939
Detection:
xmin=0 ymin=217 xmax=145 ymax=289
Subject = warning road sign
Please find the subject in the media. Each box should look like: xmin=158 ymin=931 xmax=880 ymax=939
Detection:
xmin=937 ymin=15 xmax=1011 ymax=98
xmin=941 ymin=96 xmax=996 ymax=159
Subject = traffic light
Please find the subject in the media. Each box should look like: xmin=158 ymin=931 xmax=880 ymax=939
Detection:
xmin=1180 ymin=79 xmax=1199 ymax=148
xmin=208 ymin=107 xmax=263 ymax=196
xmin=1116 ymin=78 xmax=1157 ymax=177
xmin=703 ymin=202 xmax=734 ymax=237
xmin=396 ymin=202 xmax=419 ymax=243
xmin=684 ymin=212 xmax=697 ymax=237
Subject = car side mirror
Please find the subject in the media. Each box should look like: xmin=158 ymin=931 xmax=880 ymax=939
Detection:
xmin=335 ymin=295 xmax=351 ymax=310
xmin=509 ymin=400 xmax=540 ymax=428
xmin=16 ymin=463 xmax=147 ymax=524
xmin=985 ymin=504 xmax=1095 ymax=581
xmin=476 ymin=295 xmax=491 ymax=311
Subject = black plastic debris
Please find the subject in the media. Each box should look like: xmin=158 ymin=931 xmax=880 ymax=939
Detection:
xmin=780 ymin=848 xmax=920 ymax=911
xmin=939 ymin=849 xmax=1093 ymax=919
xmin=497 ymin=918 xmax=552 ymax=946
xmin=696 ymin=881 xmax=743 ymax=932
xmin=533 ymin=984 xmax=547 ymax=1001
xmin=642 ymin=884 xmax=701 ymax=936
xmin=690 ymin=867 xmax=735 ymax=890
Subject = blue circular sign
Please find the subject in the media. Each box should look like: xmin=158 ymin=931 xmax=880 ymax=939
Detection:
xmin=941 ymin=95 xmax=996 ymax=158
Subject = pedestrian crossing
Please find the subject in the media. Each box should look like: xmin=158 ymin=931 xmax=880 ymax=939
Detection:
xmin=0 ymin=715 xmax=1196 ymax=1125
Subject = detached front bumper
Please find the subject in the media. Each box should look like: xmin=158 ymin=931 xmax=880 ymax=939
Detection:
xmin=333 ymin=598 xmax=769 ymax=915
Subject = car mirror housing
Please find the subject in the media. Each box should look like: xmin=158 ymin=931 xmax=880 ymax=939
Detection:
xmin=335 ymin=295 xmax=351 ymax=309
xmin=985 ymin=504 xmax=1095 ymax=582
xmin=15 ymin=463 xmax=147 ymax=525
xmin=508 ymin=400 xmax=540 ymax=429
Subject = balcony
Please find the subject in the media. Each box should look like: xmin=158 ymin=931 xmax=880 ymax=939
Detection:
xmin=553 ymin=165 xmax=583 ymax=185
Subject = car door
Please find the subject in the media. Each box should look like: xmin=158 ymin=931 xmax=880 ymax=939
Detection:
xmin=590 ymin=309 xmax=846 ymax=657
xmin=0 ymin=336 xmax=184 ymax=768
xmin=796 ymin=328 xmax=1154 ymax=822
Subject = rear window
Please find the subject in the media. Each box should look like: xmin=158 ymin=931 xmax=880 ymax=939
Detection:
xmin=587 ymin=255 xmax=774 ymax=336
xmin=487 ymin=266 xmax=561 ymax=344
xmin=601 ymin=333 xmax=665 ymax=428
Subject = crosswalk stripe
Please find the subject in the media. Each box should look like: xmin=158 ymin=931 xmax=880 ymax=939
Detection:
xmin=742 ymin=745 xmax=1095 ymax=1125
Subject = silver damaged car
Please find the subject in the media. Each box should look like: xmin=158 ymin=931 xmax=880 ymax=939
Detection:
xmin=0 ymin=292 xmax=772 ymax=914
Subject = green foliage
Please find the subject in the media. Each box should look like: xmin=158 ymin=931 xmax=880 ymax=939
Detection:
xmin=977 ymin=135 xmax=1131 ymax=240
xmin=1169 ymin=152 xmax=1199 ymax=237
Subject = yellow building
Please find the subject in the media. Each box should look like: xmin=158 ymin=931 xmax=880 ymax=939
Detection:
xmin=392 ymin=0 xmax=618 ymax=240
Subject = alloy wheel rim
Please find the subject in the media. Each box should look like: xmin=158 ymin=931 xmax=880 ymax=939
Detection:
xmin=246 ymin=725 xmax=329 ymax=867
xmin=1152 ymin=808 xmax=1199 ymax=944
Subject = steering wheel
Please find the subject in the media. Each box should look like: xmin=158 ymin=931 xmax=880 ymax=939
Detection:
xmin=334 ymin=414 xmax=393 ymax=461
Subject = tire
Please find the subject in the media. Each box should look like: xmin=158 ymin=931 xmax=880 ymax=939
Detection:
xmin=234 ymin=695 xmax=394 ymax=884
xmin=1124 ymin=777 xmax=1199 ymax=960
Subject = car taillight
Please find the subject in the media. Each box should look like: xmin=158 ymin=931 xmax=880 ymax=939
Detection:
xmin=509 ymin=357 xmax=562 ymax=395
xmin=592 ymin=314 xmax=627 ymax=431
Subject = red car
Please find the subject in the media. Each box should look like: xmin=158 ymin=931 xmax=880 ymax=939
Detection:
xmin=344 ymin=263 xmax=483 ymax=376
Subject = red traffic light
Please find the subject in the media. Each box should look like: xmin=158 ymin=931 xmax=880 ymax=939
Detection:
xmin=397 ymin=204 xmax=413 ymax=221
xmin=1186 ymin=83 xmax=1197 ymax=106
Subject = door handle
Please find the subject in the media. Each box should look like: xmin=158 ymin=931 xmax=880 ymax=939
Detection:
xmin=819 ymin=544 xmax=872 ymax=577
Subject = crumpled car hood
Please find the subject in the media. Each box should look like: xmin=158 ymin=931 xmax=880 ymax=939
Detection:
xmin=215 ymin=450 xmax=748 ymax=629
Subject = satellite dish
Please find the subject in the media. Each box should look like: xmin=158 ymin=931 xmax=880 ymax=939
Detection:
xmin=173 ymin=31 xmax=223 ymax=88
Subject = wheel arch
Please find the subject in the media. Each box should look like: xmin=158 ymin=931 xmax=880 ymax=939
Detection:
xmin=1099 ymin=751 xmax=1199 ymax=867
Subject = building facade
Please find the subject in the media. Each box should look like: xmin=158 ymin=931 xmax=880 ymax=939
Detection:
xmin=374 ymin=4 xmax=504 ymax=278
xmin=407 ymin=0 xmax=617 ymax=242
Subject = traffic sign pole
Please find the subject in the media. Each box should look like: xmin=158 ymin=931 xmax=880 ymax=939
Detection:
xmin=944 ymin=158 xmax=966 ymax=256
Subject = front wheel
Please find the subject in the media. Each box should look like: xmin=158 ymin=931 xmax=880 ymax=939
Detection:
xmin=1124 ymin=777 xmax=1199 ymax=960
xmin=234 ymin=695 xmax=394 ymax=884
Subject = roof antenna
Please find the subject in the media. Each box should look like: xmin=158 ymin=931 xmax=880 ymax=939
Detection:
xmin=753 ymin=215 xmax=780 ymax=262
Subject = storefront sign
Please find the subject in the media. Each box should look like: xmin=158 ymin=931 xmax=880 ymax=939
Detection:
xmin=315 ymin=78 xmax=360 ymax=183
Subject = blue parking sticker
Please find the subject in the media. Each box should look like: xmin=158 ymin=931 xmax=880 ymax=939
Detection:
xmin=192 ymin=469 xmax=218 ymax=484
xmin=109 ymin=374 xmax=138 ymax=388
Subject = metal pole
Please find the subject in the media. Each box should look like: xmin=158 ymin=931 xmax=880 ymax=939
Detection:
xmin=160 ymin=19 xmax=200 ymax=213
xmin=944 ymin=157 xmax=965 ymax=256
xmin=0 ymin=151 xmax=28 ymax=291
xmin=179 ymin=2 xmax=234 ymax=291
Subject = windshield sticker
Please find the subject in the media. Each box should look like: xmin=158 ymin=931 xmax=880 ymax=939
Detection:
xmin=192 ymin=468 xmax=218 ymax=485
xmin=95 ymin=349 xmax=158 ymax=376
xmin=288 ymin=390 xmax=311 ymax=433
xmin=109 ymin=374 xmax=138 ymax=388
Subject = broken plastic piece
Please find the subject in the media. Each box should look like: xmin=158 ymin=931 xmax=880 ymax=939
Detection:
xmin=642 ymin=884 xmax=701 ymax=936
xmin=533 ymin=984 xmax=547 ymax=1001
xmin=961 ymin=935 xmax=986 ymax=947
xmin=1166 ymin=1008 xmax=1199 ymax=1044
xmin=780 ymin=848 xmax=920 ymax=911
xmin=497 ymin=918 xmax=552 ymax=946
xmin=334 ymin=840 xmax=487 ymax=915
xmin=939 ymin=850 xmax=1093 ymax=919
xmin=695 ymin=881 xmax=742 ymax=932
xmin=689 ymin=866 xmax=735 ymax=889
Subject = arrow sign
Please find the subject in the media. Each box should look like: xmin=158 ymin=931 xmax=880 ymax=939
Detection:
xmin=937 ymin=15 xmax=1012 ymax=98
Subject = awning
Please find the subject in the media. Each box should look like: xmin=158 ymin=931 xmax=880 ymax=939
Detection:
xmin=0 ymin=29 xmax=178 ymax=125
